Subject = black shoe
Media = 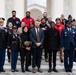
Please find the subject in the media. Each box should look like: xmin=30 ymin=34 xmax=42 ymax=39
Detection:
xmin=22 ymin=69 xmax=25 ymax=73
xmin=26 ymin=69 xmax=31 ymax=72
xmin=48 ymin=68 xmax=52 ymax=72
xmin=60 ymin=60 xmax=63 ymax=63
xmin=53 ymin=69 xmax=58 ymax=72
xmin=15 ymin=70 xmax=19 ymax=72
xmin=65 ymin=70 xmax=68 ymax=72
xmin=68 ymin=70 xmax=72 ymax=72
xmin=0 ymin=70 xmax=5 ymax=72
xmin=11 ymin=69 xmax=15 ymax=72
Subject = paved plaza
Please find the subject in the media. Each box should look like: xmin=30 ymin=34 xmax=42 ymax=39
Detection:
xmin=0 ymin=52 xmax=76 ymax=75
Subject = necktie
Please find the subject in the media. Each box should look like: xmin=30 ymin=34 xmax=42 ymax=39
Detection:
xmin=36 ymin=28 xmax=40 ymax=42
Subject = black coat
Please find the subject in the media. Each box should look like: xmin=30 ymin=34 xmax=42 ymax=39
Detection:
xmin=20 ymin=32 xmax=30 ymax=48
xmin=47 ymin=28 xmax=60 ymax=50
xmin=40 ymin=24 xmax=49 ymax=48
xmin=8 ymin=32 xmax=20 ymax=51
xmin=0 ymin=27 xmax=7 ymax=50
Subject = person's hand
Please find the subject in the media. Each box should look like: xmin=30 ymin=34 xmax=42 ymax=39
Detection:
xmin=9 ymin=50 xmax=11 ymax=52
xmin=26 ymin=47 xmax=31 ymax=50
xmin=74 ymin=48 xmax=76 ymax=50
xmin=42 ymin=28 xmax=46 ymax=30
xmin=36 ymin=43 xmax=41 ymax=47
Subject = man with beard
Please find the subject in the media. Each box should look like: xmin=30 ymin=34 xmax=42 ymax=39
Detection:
xmin=22 ymin=11 xmax=35 ymax=29
xmin=6 ymin=10 xmax=21 ymax=28
xmin=40 ymin=18 xmax=49 ymax=62
xmin=43 ymin=12 xmax=48 ymax=22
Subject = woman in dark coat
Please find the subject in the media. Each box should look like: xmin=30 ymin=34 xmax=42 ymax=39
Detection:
xmin=20 ymin=26 xmax=31 ymax=72
xmin=47 ymin=22 xmax=60 ymax=72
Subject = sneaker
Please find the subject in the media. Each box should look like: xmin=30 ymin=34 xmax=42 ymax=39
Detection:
xmin=32 ymin=68 xmax=36 ymax=73
xmin=38 ymin=68 xmax=43 ymax=73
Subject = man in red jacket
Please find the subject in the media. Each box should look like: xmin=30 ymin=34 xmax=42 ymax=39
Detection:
xmin=54 ymin=18 xmax=65 ymax=63
xmin=22 ymin=11 xmax=35 ymax=29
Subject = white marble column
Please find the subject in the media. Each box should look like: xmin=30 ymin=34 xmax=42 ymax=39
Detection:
xmin=72 ymin=0 xmax=76 ymax=19
xmin=0 ymin=0 xmax=5 ymax=18
xmin=47 ymin=0 xmax=51 ymax=16
xmin=51 ymin=0 xmax=64 ymax=21
xmin=14 ymin=0 xmax=25 ymax=19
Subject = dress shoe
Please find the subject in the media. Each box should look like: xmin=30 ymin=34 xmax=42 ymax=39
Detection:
xmin=53 ymin=69 xmax=58 ymax=72
xmin=22 ymin=69 xmax=25 ymax=73
xmin=32 ymin=68 xmax=36 ymax=73
xmin=48 ymin=68 xmax=52 ymax=72
xmin=68 ymin=70 xmax=72 ymax=72
xmin=26 ymin=69 xmax=31 ymax=72
xmin=65 ymin=70 xmax=68 ymax=72
xmin=11 ymin=69 xmax=15 ymax=72
xmin=60 ymin=60 xmax=63 ymax=63
xmin=38 ymin=68 xmax=43 ymax=73
xmin=15 ymin=69 xmax=19 ymax=72
xmin=0 ymin=70 xmax=5 ymax=72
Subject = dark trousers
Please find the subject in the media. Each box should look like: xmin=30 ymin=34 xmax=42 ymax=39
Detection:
xmin=44 ymin=47 xmax=48 ymax=59
xmin=64 ymin=50 xmax=74 ymax=70
xmin=48 ymin=50 xmax=57 ymax=69
xmin=11 ymin=50 xmax=18 ymax=70
xmin=74 ymin=50 xmax=76 ymax=61
xmin=0 ymin=49 xmax=6 ymax=70
xmin=32 ymin=47 xmax=42 ymax=68
xmin=21 ymin=48 xmax=31 ymax=70
xmin=7 ymin=48 xmax=10 ymax=61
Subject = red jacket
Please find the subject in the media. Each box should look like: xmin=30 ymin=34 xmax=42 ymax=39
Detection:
xmin=54 ymin=23 xmax=65 ymax=36
xmin=22 ymin=17 xmax=34 ymax=29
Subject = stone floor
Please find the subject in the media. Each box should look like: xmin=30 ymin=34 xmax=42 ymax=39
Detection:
xmin=0 ymin=52 xmax=76 ymax=75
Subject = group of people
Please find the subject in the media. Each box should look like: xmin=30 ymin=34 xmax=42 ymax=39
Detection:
xmin=0 ymin=10 xmax=76 ymax=73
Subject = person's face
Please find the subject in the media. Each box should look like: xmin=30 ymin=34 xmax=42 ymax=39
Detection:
xmin=48 ymin=17 xmax=52 ymax=22
xmin=61 ymin=14 xmax=64 ymax=18
xmin=51 ymin=23 xmax=55 ymax=28
xmin=24 ymin=27 xmax=28 ymax=32
xmin=0 ymin=21 xmax=4 ymax=26
xmin=37 ymin=16 xmax=41 ymax=21
xmin=67 ymin=23 xmax=71 ymax=28
xmin=35 ymin=21 xmax=40 ymax=28
xmin=12 ymin=12 xmax=16 ymax=17
xmin=21 ymin=22 xmax=25 ymax=27
xmin=26 ymin=13 xmax=30 ymax=17
xmin=68 ymin=17 xmax=72 ymax=21
xmin=43 ymin=13 xmax=47 ymax=18
xmin=56 ymin=20 xmax=60 ymax=25
xmin=13 ymin=29 xmax=17 ymax=33
xmin=42 ymin=19 xmax=46 ymax=24
xmin=8 ymin=22 xmax=13 ymax=28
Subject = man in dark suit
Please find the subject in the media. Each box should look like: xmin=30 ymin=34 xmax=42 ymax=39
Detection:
xmin=30 ymin=20 xmax=44 ymax=73
xmin=0 ymin=18 xmax=7 ymax=72
xmin=47 ymin=22 xmax=60 ymax=72
xmin=61 ymin=21 xmax=76 ymax=72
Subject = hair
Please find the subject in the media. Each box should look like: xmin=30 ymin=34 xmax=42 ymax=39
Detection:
xmin=35 ymin=20 xmax=41 ymax=22
xmin=22 ymin=26 xmax=27 ymax=31
xmin=41 ymin=18 xmax=46 ymax=22
xmin=12 ymin=10 xmax=16 ymax=13
xmin=55 ymin=18 xmax=60 ymax=21
xmin=26 ymin=11 xmax=30 ymax=14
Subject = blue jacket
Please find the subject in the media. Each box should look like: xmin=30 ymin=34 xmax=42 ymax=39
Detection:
xmin=30 ymin=28 xmax=44 ymax=48
xmin=61 ymin=28 xmax=76 ymax=50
